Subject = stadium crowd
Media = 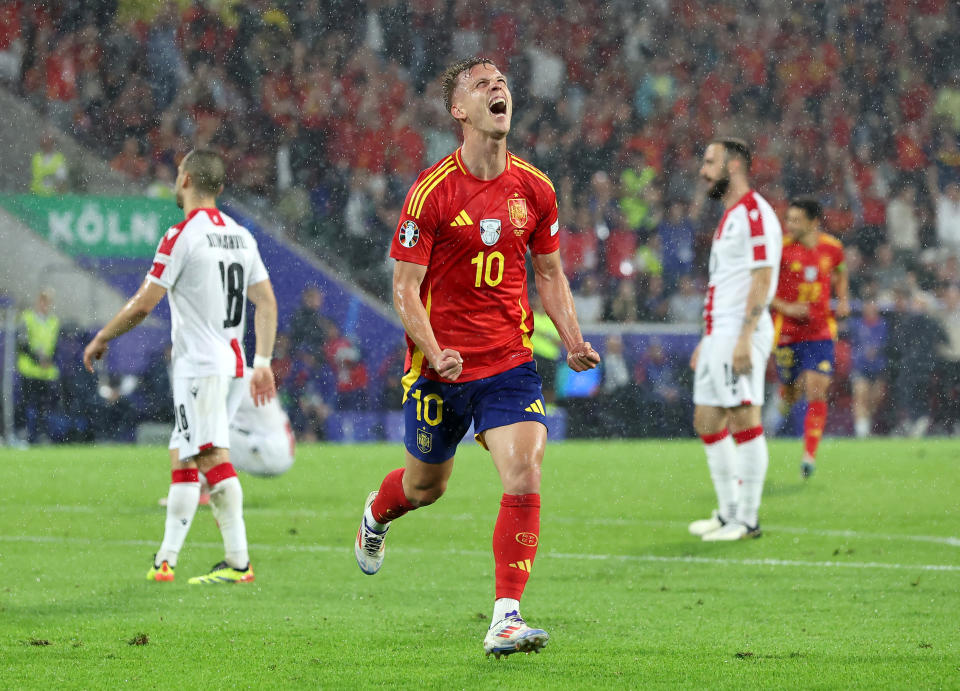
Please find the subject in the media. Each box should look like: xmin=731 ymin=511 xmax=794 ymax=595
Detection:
xmin=3 ymin=0 xmax=960 ymax=439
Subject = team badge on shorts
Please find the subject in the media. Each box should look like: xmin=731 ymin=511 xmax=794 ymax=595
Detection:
xmin=398 ymin=220 xmax=420 ymax=248
xmin=508 ymin=197 xmax=528 ymax=229
xmin=480 ymin=219 xmax=501 ymax=246
xmin=416 ymin=427 xmax=432 ymax=454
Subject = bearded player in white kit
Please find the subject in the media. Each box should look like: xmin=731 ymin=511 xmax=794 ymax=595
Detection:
xmin=83 ymin=149 xmax=278 ymax=583
xmin=688 ymin=137 xmax=782 ymax=541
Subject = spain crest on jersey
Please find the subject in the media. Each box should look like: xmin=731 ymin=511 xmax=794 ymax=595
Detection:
xmin=416 ymin=428 xmax=432 ymax=454
xmin=480 ymin=219 xmax=501 ymax=246
xmin=804 ymin=266 xmax=819 ymax=282
xmin=508 ymin=197 xmax=528 ymax=228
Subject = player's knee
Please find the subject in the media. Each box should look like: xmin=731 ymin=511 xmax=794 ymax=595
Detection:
xmin=404 ymin=479 xmax=447 ymax=507
xmin=501 ymin=462 xmax=541 ymax=494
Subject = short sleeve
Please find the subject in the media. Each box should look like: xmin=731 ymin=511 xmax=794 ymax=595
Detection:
xmin=247 ymin=238 xmax=270 ymax=286
xmin=529 ymin=182 xmax=560 ymax=256
xmin=743 ymin=200 xmax=776 ymax=270
xmin=389 ymin=173 xmax=442 ymax=266
xmin=146 ymin=223 xmax=188 ymax=289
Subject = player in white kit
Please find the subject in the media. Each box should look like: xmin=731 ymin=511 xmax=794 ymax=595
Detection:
xmin=688 ymin=137 xmax=782 ymax=541
xmin=83 ymin=149 xmax=278 ymax=582
xmin=229 ymin=369 xmax=295 ymax=477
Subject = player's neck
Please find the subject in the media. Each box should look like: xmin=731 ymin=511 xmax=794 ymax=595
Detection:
xmin=459 ymin=133 xmax=507 ymax=180
xmin=797 ymin=231 xmax=818 ymax=247
xmin=721 ymin=179 xmax=751 ymax=210
xmin=182 ymin=196 xmax=218 ymax=218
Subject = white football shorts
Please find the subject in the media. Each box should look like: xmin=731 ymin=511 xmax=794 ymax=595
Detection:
xmin=693 ymin=326 xmax=773 ymax=409
xmin=169 ymin=375 xmax=246 ymax=459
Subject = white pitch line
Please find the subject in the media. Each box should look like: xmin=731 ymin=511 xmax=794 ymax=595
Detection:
xmin=23 ymin=504 xmax=960 ymax=548
xmin=0 ymin=534 xmax=958 ymax=573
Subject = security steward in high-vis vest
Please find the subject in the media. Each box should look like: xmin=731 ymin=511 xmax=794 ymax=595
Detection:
xmin=17 ymin=290 xmax=60 ymax=442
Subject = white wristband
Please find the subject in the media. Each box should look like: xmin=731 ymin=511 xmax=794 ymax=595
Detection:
xmin=253 ymin=355 xmax=272 ymax=369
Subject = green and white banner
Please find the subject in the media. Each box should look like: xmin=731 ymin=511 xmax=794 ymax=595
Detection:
xmin=0 ymin=195 xmax=182 ymax=258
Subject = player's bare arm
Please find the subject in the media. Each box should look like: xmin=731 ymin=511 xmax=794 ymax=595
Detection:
xmin=832 ymin=263 xmax=850 ymax=318
xmin=247 ymin=278 xmax=278 ymax=406
xmin=531 ymin=250 xmax=600 ymax=372
xmin=689 ymin=339 xmax=703 ymax=370
xmin=393 ymin=259 xmax=463 ymax=381
xmin=83 ymin=278 xmax=167 ymax=372
xmin=770 ymin=295 xmax=810 ymax=320
xmin=733 ymin=266 xmax=773 ymax=375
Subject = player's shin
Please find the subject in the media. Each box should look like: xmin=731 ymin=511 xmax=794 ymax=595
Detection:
xmin=492 ymin=493 xmax=540 ymax=624
xmin=368 ymin=468 xmax=417 ymax=528
xmin=732 ymin=427 xmax=768 ymax=528
xmin=157 ymin=468 xmax=201 ymax=567
xmin=702 ymin=430 xmax=738 ymax=522
xmin=206 ymin=462 xmax=249 ymax=569
xmin=804 ymin=400 xmax=828 ymax=459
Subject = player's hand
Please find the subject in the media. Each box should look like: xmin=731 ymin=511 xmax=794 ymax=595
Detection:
xmin=432 ymin=348 xmax=463 ymax=381
xmin=783 ymin=302 xmax=810 ymax=319
xmin=566 ymin=342 xmax=600 ymax=372
xmin=250 ymin=365 xmax=277 ymax=406
xmin=689 ymin=340 xmax=702 ymax=370
xmin=835 ymin=298 xmax=851 ymax=319
xmin=732 ymin=337 xmax=752 ymax=376
xmin=82 ymin=335 xmax=108 ymax=373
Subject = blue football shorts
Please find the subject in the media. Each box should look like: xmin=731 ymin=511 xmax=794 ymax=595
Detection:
xmin=403 ymin=361 xmax=547 ymax=463
xmin=774 ymin=339 xmax=835 ymax=386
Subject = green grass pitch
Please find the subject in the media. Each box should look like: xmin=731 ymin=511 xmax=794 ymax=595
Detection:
xmin=0 ymin=438 xmax=958 ymax=689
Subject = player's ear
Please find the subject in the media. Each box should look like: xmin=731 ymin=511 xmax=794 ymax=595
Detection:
xmin=450 ymin=103 xmax=466 ymax=123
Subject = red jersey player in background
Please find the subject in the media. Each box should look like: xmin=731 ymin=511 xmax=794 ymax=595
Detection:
xmin=771 ymin=197 xmax=849 ymax=479
xmin=354 ymin=57 xmax=599 ymax=659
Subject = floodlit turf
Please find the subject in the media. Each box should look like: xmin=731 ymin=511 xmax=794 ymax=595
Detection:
xmin=0 ymin=438 xmax=958 ymax=688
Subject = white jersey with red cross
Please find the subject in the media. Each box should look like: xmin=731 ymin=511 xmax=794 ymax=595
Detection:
xmin=703 ymin=190 xmax=782 ymax=335
xmin=146 ymin=207 xmax=269 ymax=379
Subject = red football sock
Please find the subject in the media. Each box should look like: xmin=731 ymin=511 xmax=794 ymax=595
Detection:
xmin=804 ymin=400 xmax=828 ymax=459
xmin=493 ymin=493 xmax=541 ymax=600
xmin=370 ymin=468 xmax=416 ymax=524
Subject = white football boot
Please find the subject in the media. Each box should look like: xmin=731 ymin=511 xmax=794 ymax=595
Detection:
xmin=483 ymin=611 xmax=549 ymax=659
xmin=355 ymin=491 xmax=388 ymax=575
xmin=701 ymin=521 xmax=761 ymax=541
xmin=688 ymin=509 xmax=725 ymax=537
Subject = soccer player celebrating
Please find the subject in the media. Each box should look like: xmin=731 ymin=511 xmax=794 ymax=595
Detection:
xmin=770 ymin=197 xmax=849 ymax=479
xmin=83 ymin=149 xmax=278 ymax=584
xmin=688 ymin=138 xmax=783 ymax=541
xmin=354 ymin=57 xmax=599 ymax=658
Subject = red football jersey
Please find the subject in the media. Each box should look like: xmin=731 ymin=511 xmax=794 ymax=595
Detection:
xmin=390 ymin=147 xmax=560 ymax=386
xmin=773 ymin=232 xmax=845 ymax=345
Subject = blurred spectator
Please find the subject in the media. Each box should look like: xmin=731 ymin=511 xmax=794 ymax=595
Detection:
xmin=885 ymin=289 xmax=947 ymax=437
xmin=145 ymin=162 xmax=176 ymax=201
xmin=573 ymin=273 xmax=603 ymax=324
xmin=848 ymin=300 xmax=888 ymax=438
xmin=928 ymin=171 xmax=960 ymax=256
xmin=657 ymin=199 xmax=696 ymax=289
xmin=289 ymin=285 xmax=335 ymax=355
xmin=634 ymin=338 xmax=689 ymax=437
xmin=138 ymin=344 xmax=172 ymax=423
xmin=30 ymin=131 xmax=68 ymax=196
xmin=111 ymin=136 xmax=150 ymax=179
xmin=666 ymin=276 xmax=702 ymax=325
xmin=885 ymin=184 xmax=921 ymax=255
xmin=607 ymin=277 xmax=638 ymax=323
xmin=530 ymin=294 xmax=561 ymax=406
xmin=934 ymin=285 xmax=960 ymax=434
xmin=16 ymin=289 xmax=60 ymax=443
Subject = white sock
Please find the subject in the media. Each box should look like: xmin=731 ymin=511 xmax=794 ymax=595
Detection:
xmin=364 ymin=506 xmax=389 ymax=532
xmin=703 ymin=432 xmax=738 ymax=522
xmin=854 ymin=417 xmax=870 ymax=438
xmin=209 ymin=476 xmax=249 ymax=569
xmin=491 ymin=598 xmax=520 ymax=627
xmin=157 ymin=481 xmax=201 ymax=567
xmin=734 ymin=429 xmax=769 ymax=528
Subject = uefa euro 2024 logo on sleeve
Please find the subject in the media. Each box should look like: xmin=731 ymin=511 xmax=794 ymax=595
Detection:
xmin=398 ymin=220 xmax=420 ymax=248
xmin=479 ymin=219 xmax=501 ymax=246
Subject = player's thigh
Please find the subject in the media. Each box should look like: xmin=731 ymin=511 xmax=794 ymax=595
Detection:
xmin=402 ymin=373 xmax=472 ymax=465
xmin=727 ymin=403 xmax=762 ymax=432
xmin=693 ymin=404 xmax=728 ymax=436
xmin=801 ymin=369 xmax=832 ymax=400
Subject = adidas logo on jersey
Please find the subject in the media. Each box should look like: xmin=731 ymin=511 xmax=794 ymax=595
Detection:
xmin=508 ymin=559 xmax=533 ymax=572
xmin=524 ymin=400 xmax=545 ymax=415
xmin=450 ymin=210 xmax=474 ymax=227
